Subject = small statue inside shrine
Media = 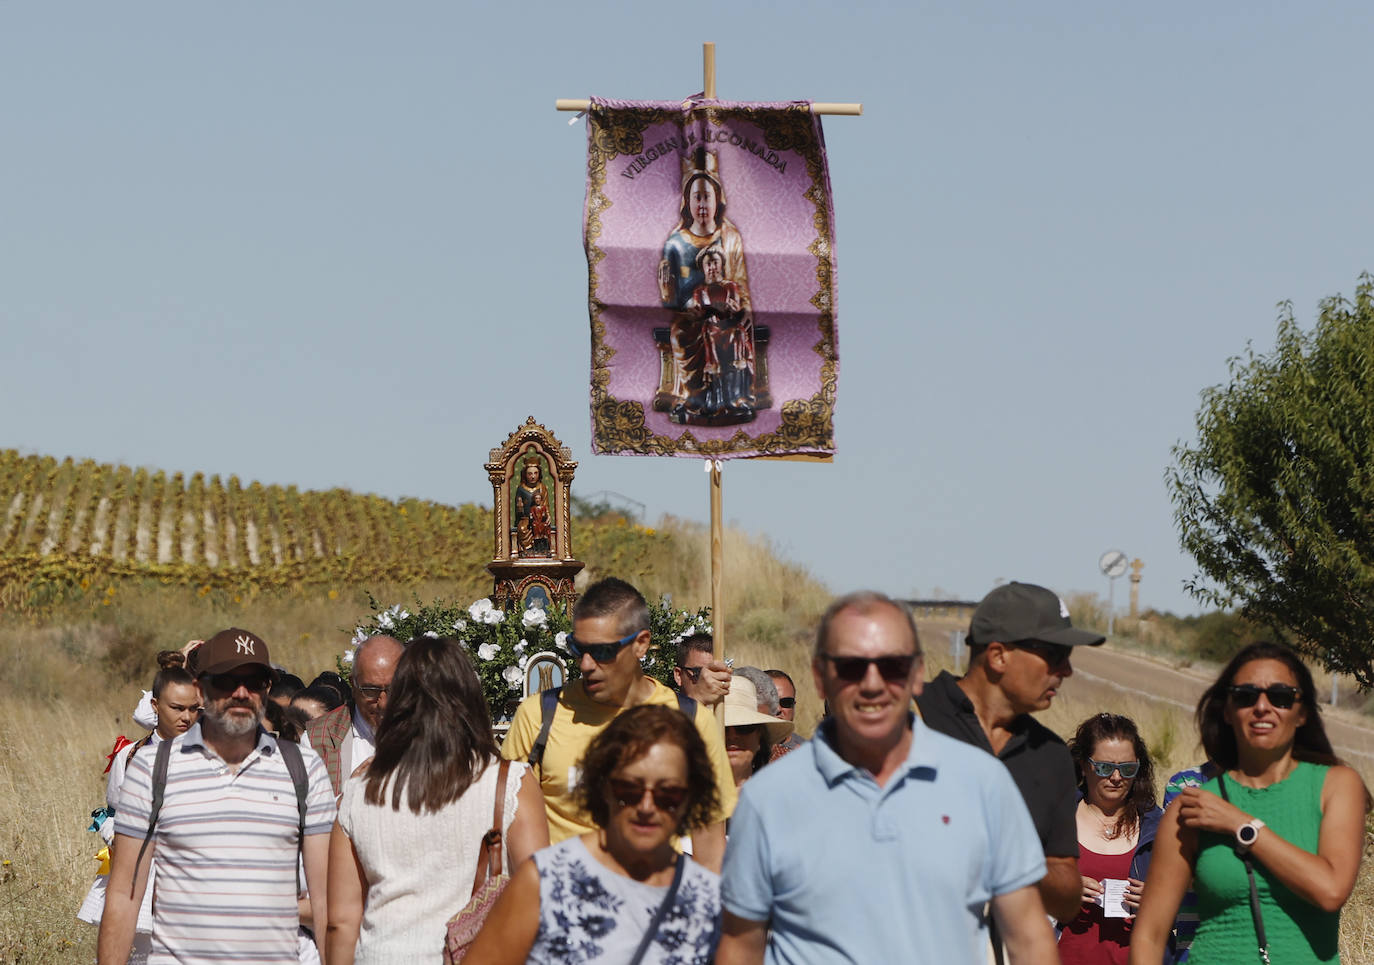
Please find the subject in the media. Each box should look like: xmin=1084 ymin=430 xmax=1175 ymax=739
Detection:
xmin=513 ymin=460 xmax=553 ymax=558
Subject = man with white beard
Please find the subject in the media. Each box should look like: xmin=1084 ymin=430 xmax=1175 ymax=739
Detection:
xmin=98 ymin=628 xmax=335 ymax=965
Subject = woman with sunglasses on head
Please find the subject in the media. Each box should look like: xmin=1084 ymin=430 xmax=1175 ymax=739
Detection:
xmin=325 ymin=637 xmax=548 ymax=965
xmin=468 ymin=704 xmax=723 ymax=964
xmin=1058 ymin=714 xmax=1161 ymax=965
xmin=1130 ymin=642 xmax=1369 ymax=965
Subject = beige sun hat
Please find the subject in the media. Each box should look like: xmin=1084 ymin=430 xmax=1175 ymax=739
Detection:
xmin=723 ymin=676 xmax=794 ymax=744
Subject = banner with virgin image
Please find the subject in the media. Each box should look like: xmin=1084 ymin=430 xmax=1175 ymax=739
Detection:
xmin=584 ymin=98 xmax=838 ymax=458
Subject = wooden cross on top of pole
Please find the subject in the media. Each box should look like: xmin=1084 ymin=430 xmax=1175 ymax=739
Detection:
xmin=556 ymin=41 xmax=863 ymax=115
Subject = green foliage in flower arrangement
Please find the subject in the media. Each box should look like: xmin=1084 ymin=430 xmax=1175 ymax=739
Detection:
xmin=342 ymin=592 xmax=713 ymax=722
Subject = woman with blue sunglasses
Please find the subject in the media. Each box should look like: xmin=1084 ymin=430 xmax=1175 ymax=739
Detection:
xmin=1059 ymin=714 xmax=1161 ymax=965
xmin=1130 ymin=642 xmax=1369 ymax=965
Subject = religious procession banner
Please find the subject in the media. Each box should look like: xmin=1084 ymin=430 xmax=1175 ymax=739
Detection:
xmin=584 ymin=98 xmax=838 ymax=458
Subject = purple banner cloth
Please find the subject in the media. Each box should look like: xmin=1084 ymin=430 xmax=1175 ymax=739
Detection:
xmin=584 ymin=98 xmax=838 ymax=458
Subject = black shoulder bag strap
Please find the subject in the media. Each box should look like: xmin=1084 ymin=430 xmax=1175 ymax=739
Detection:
xmin=1216 ymin=776 xmax=1270 ymax=965
xmin=277 ymin=739 xmax=311 ymax=868
xmin=527 ymin=686 xmax=563 ymax=774
xmin=628 ymin=854 xmax=686 ymax=965
xmin=131 ymin=737 xmax=174 ymax=897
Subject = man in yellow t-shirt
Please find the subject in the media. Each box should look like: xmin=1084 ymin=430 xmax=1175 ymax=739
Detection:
xmin=501 ymin=577 xmax=736 ymax=872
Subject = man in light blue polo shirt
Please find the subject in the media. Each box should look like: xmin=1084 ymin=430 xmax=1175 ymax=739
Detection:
xmin=717 ymin=591 xmax=1058 ymax=965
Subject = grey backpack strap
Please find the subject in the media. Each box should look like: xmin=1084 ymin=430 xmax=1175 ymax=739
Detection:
xmin=131 ymin=737 xmax=174 ymax=897
xmin=527 ymin=687 xmax=563 ymax=773
xmin=277 ymin=739 xmax=310 ymax=867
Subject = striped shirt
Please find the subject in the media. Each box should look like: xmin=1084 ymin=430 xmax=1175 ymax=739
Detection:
xmin=114 ymin=723 xmax=336 ymax=965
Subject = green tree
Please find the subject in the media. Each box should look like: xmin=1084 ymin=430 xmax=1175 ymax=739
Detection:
xmin=1169 ymin=273 xmax=1374 ymax=686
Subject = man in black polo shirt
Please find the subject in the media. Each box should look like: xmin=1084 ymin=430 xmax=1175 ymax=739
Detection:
xmin=916 ymin=581 xmax=1105 ymax=926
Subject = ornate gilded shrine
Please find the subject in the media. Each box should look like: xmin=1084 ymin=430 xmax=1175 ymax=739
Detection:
xmin=485 ymin=417 xmax=584 ymax=610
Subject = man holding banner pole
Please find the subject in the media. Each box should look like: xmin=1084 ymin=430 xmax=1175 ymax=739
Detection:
xmin=501 ymin=577 xmax=736 ymax=871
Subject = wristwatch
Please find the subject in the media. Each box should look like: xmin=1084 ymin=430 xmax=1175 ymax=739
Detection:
xmin=1235 ymin=818 xmax=1266 ymax=851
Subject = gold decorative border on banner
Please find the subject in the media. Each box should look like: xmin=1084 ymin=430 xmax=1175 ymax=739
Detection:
xmin=586 ymin=102 xmax=837 ymax=457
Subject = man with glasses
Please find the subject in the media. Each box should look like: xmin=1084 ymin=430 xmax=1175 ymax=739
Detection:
xmin=766 ymin=669 xmax=805 ymax=760
xmin=673 ymin=631 xmax=731 ymax=708
xmin=916 ymin=581 xmax=1106 ymax=928
xmin=99 ymin=628 xmax=335 ymax=965
xmin=501 ymin=577 xmax=736 ymax=871
xmin=718 ymin=591 xmax=1057 ymax=964
xmin=303 ymin=634 xmax=404 ymax=797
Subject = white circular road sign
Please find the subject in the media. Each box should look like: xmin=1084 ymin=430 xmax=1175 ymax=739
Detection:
xmin=1099 ymin=549 xmax=1128 ymax=579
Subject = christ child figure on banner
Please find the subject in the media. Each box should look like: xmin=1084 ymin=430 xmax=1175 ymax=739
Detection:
xmin=690 ymin=244 xmax=756 ymax=417
xmin=513 ymin=460 xmax=553 ymax=558
xmin=657 ymin=147 xmax=753 ymax=424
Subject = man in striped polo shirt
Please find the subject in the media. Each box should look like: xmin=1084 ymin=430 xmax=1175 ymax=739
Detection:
xmin=98 ymin=628 xmax=336 ymax=965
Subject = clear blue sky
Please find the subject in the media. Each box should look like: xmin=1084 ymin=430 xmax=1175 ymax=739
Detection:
xmin=4 ymin=1 xmax=1372 ymax=618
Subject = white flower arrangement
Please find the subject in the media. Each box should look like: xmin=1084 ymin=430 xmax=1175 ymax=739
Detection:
xmin=522 ymin=607 xmax=548 ymax=629
xmin=344 ymin=593 xmax=711 ymax=723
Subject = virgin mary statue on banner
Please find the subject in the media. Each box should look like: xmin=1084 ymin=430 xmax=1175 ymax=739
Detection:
xmin=657 ymin=147 xmax=757 ymax=425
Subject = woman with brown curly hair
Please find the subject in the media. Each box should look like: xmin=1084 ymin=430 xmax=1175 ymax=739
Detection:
xmin=468 ymin=704 xmax=722 ymax=964
xmin=1059 ymin=713 xmax=1162 ymax=965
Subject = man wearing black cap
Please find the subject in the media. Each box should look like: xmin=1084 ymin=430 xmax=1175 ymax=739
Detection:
xmin=98 ymin=628 xmax=336 ymax=965
xmin=916 ymin=581 xmax=1105 ymax=927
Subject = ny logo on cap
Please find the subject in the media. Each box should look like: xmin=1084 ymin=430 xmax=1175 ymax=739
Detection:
xmin=235 ymin=634 xmax=256 ymax=655
xmin=1057 ymin=597 xmax=1071 ymax=619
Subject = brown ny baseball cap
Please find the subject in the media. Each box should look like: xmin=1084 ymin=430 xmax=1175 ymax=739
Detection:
xmin=194 ymin=627 xmax=274 ymax=677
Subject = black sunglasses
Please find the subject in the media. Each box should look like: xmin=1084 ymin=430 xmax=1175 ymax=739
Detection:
xmin=205 ymin=671 xmax=272 ymax=694
xmin=819 ymin=653 xmax=917 ymax=683
xmin=777 ymin=696 xmax=796 ymax=709
xmin=1228 ymin=683 xmax=1301 ymax=710
xmin=1087 ymin=758 xmax=1140 ymax=779
xmin=356 ymin=684 xmax=390 ymax=701
xmin=608 ymin=778 xmax=689 ymax=812
xmin=678 ymin=666 xmax=704 ymax=682
xmin=1012 ymin=640 xmax=1073 ymax=667
xmin=568 ymin=629 xmax=641 ymax=664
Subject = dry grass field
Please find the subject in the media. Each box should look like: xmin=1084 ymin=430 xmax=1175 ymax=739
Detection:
xmin=3 ymin=548 xmax=1373 ymax=962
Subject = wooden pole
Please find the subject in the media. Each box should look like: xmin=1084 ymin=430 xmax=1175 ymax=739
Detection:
xmin=710 ymin=461 xmax=724 ymax=724
xmin=703 ymin=41 xmax=716 ymax=99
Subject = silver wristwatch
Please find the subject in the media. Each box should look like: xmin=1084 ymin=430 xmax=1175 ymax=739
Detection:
xmin=1235 ymin=817 xmax=1265 ymax=851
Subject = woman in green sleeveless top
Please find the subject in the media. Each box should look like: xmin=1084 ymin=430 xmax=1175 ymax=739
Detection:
xmin=1130 ymin=642 xmax=1369 ymax=964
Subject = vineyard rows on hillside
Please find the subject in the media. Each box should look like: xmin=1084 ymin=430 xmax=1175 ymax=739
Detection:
xmin=0 ymin=449 xmax=491 ymax=596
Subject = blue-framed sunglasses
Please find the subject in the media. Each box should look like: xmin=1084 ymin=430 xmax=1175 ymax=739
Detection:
xmin=567 ymin=629 xmax=642 ymax=663
xmin=1087 ymin=758 xmax=1140 ymax=779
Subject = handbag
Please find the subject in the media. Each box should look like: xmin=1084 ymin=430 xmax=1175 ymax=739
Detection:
xmin=443 ymin=759 xmax=512 ymax=964
xmin=1216 ymin=775 xmax=1271 ymax=964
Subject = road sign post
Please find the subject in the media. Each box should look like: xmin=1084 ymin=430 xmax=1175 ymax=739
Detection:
xmin=1099 ymin=549 xmax=1128 ymax=636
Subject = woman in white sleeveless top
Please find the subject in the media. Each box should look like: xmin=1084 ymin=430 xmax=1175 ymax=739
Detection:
xmin=326 ymin=636 xmax=548 ymax=965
